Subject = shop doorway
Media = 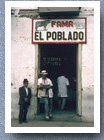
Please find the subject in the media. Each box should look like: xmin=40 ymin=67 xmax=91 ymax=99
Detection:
xmin=38 ymin=44 xmax=78 ymax=114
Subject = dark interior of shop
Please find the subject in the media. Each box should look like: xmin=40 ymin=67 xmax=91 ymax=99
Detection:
xmin=39 ymin=44 xmax=77 ymax=113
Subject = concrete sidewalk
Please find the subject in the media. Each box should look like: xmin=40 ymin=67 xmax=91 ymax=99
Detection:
xmin=11 ymin=110 xmax=94 ymax=127
xmin=11 ymin=119 xmax=94 ymax=127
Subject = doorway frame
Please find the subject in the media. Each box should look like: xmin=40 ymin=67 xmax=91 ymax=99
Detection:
xmin=76 ymin=44 xmax=82 ymax=116
xmin=34 ymin=43 xmax=82 ymax=116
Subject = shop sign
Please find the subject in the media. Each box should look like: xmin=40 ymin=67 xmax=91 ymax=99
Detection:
xmin=32 ymin=18 xmax=87 ymax=43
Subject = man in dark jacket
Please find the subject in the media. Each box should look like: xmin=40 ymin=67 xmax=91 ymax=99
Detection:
xmin=19 ymin=79 xmax=31 ymax=124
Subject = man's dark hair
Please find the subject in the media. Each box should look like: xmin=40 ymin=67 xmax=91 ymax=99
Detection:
xmin=23 ymin=79 xmax=28 ymax=84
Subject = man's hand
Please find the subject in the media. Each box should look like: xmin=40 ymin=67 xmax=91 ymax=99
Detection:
xmin=38 ymin=84 xmax=43 ymax=89
xmin=24 ymin=97 xmax=28 ymax=102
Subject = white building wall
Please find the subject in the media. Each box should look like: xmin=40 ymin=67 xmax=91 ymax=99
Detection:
xmin=80 ymin=8 xmax=94 ymax=122
xmin=11 ymin=16 xmax=36 ymax=119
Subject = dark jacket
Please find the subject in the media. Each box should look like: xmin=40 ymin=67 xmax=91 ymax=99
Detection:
xmin=19 ymin=86 xmax=32 ymax=105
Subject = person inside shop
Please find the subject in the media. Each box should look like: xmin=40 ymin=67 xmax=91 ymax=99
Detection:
xmin=18 ymin=79 xmax=32 ymax=124
xmin=57 ymin=72 xmax=70 ymax=110
xmin=38 ymin=70 xmax=53 ymax=120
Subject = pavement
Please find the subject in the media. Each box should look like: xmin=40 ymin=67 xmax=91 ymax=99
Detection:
xmin=11 ymin=110 xmax=94 ymax=127
xmin=11 ymin=119 xmax=94 ymax=127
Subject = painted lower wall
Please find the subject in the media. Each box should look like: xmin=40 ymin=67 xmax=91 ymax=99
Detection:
xmin=82 ymin=86 xmax=94 ymax=122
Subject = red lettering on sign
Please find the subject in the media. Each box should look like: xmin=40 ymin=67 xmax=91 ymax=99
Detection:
xmin=51 ymin=21 xmax=73 ymax=27
xmin=51 ymin=21 xmax=56 ymax=27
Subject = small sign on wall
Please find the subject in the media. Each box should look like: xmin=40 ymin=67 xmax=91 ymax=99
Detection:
xmin=32 ymin=18 xmax=87 ymax=44
xmin=42 ymin=57 xmax=61 ymax=66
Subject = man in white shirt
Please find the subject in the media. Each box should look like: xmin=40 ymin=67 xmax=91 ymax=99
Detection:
xmin=38 ymin=70 xmax=53 ymax=120
xmin=57 ymin=74 xmax=69 ymax=110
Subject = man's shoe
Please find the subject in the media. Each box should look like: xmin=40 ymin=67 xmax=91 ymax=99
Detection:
xmin=45 ymin=116 xmax=49 ymax=120
xmin=19 ymin=121 xmax=22 ymax=124
xmin=23 ymin=120 xmax=28 ymax=123
xmin=49 ymin=114 xmax=53 ymax=118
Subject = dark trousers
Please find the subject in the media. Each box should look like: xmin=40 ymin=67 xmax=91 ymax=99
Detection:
xmin=58 ymin=97 xmax=67 ymax=110
xmin=19 ymin=103 xmax=29 ymax=122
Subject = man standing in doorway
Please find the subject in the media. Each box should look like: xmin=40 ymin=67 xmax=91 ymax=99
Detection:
xmin=18 ymin=79 xmax=32 ymax=124
xmin=38 ymin=70 xmax=53 ymax=120
xmin=57 ymin=74 xmax=69 ymax=110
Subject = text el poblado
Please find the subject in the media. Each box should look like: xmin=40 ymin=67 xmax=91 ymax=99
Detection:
xmin=34 ymin=20 xmax=85 ymax=41
xmin=34 ymin=31 xmax=84 ymax=41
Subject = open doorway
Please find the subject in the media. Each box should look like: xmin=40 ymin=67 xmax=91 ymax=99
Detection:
xmin=38 ymin=44 xmax=77 ymax=113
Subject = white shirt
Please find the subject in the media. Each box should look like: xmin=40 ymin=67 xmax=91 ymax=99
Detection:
xmin=38 ymin=77 xmax=53 ymax=98
xmin=24 ymin=87 xmax=28 ymax=96
xmin=57 ymin=76 xmax=69 ymax=97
